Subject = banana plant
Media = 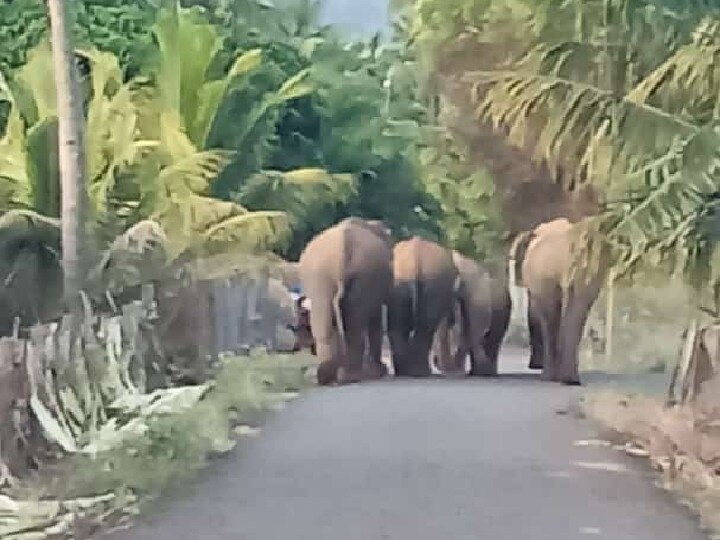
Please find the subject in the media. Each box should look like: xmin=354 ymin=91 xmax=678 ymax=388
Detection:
xmin=139 ymin=2 xmax=346 ymax=260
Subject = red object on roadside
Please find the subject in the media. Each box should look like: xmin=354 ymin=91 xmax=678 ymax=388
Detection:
xmin=294 ymin=295 xmax=316 ymax=354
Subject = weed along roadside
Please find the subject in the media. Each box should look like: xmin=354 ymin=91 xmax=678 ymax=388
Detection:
xmin=4 ymin=0 xmax=720 ymax=539
xmin=583 ymin=382 xmax=720 ymax=539
xmin=1 ymin=350 xmax=317 ymax=540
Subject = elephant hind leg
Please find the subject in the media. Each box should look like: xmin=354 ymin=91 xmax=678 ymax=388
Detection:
xmin=389 ymin=330 xmax=410 ymax=376
xmin=467 ymin=311 xmax=494 ymax=377
xmin=434 ymin=315 xmax=461 ymax=374
xmin=388 ymin=288 xmax=412 ymax=376
xmin=336 ymin=280 xmax=366 ymax=385
xmin=484 ymin=312 xmax=509 ymax=373
xmin=469 ymin=346 xmax=495 ymax=376
xmin=527 ymin=296 xmax=544 ymax=370
xmin=406 ymin=324 xmax=434 ymax=377
xmin=308 ymin=295 xmax=341 ymax=372
xmin=317 ymin=360 xmax=339 ymax=386
xmin=532 ymin=288 xmax=562 ymax=382
xmin=484 ymin=318 xmax=509 ymax=373
xmin=363 ymin=310 xmax=388 ymax=380
xmin=558 ymin=280 xmax=601 ymax=386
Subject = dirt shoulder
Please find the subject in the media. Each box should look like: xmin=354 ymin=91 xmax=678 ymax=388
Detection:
xmin=583 ymin=386 xmax=720 ymax=539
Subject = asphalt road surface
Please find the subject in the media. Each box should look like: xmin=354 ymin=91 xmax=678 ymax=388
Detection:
xmin=107 ymin=347 xmax=706 ymax=540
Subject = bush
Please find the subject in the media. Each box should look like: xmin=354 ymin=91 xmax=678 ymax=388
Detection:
xmin=3 ymin=353 xmax=317 ymax=539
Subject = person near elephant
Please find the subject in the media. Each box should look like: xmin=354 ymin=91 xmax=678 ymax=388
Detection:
xmin=388 ymin=236 xmax=459 ymax=377
xmin=292 ymin=295 xmax=316 ymax=354
xmin=433 ymin=252 xmax=512 ymax=377
xmin=299 ymin=217 xmax=394 ymax=385
xmin=509 ymin=217 xmax=604 ymax=385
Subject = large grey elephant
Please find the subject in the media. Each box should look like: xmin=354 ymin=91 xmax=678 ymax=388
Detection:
xmin=509 ymin=218 xmax=604 ymax=385
xmin=433 ymin=252 xmax=511 ymax=377
xmin=299 ymin=217 xmax=393 ymax=385
xmin=388 ymin=236 xmax=459 ymax=377
xmin=485 ymin=270 xmax=512 ymax=371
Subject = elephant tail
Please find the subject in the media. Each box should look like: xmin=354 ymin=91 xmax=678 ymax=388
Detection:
xmin=409 ymin=246 xmax=421 ymax=327
xmin=332 ymin=281 xmax=346 ymax=348
xmin=508 ymin=230 xmax=535 ymax=286
xmin=410 ymin=278 xmax=420 ymax=327
xmin=333 ymin=225 xmax=354 ymax=351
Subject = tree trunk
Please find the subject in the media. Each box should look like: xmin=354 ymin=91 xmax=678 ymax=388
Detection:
xmin=47 ymin=0 xmax=87 ymax=309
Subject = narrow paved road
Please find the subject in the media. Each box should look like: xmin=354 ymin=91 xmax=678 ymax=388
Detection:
xmin=108 ymin=348 xmax=705 ymax=540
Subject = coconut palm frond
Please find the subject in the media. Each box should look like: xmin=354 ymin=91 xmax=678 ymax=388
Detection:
xmin=202 ymin=210 xmax=291 ymax=252
xmin=466 ymin=68 xmax=697 ymax=191
xmin=626 ymin=25 xmax=720 ymax=122
xmin=153 ymin=150 xmax=235 ymax=198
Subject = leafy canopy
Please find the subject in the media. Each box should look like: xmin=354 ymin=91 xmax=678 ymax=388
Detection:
xmin=400 ymin=0 xmax=720 ymax=296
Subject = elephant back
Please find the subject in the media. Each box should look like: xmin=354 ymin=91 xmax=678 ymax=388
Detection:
xmin=393 ymin=237 xmax=458 ymax=320
xmin=508 ymin=231 xmax=535 ymax=287
xmin=340 ymin=217 xmax=393 ymax=248
xmin=341 ymin=219 xmax=393 ymax=273
xmin=299 ymin=223 xmax=345 ymax=281
xmin=522 ymin=219 xmax=575 ymax=286
xmin=394 ymin=236 xmax=457 ymax=279
xmin=393 ymin=237 xmax=455 ymax=283
xmin=451 ymin=251 xmax=494 ymax=328
xmin=510 ymin=218 xmax=574 ymax=286
xmin=299 ymin=218 xmax=393 ymax=289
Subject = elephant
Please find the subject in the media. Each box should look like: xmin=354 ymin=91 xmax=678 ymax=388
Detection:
xmin=509 ymin=229 xmax=545 ymax=371
xmin=433 ymin=252 xmax=512 ymax=377
xmin=388 ymin=236 xmax=459 ymax=377
xmin=298 ymin=217 xmax=394 ymax=385
xmin=481 ymin=266 xmax=512 ymax=373
xmin=509 ymin=217 xmax=604 ymax=385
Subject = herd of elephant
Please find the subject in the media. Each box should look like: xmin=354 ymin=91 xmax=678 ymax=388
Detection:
xmin=296 ymin=216 xmax=603 ymax=387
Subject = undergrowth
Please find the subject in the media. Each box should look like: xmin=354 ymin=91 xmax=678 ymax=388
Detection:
xmin=5 ymin=353 xmax=317 ymax=538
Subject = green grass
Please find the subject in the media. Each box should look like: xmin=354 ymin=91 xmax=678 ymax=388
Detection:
xmin=8 ymin=352 xmax=318 ymax=537
xmin=506 ymin=280 xmax=695 ymax=375
xmin=581 ymin=280 xmax=694 ymax=374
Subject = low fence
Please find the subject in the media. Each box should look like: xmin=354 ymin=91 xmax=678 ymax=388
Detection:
xmin=0 ymin=268 xmax=302 ymax=480
xmin=0 ymin=293 xmax=162 ymax=481
xmin=208 ymin=275 xmax=296 ymax=356
xmin=667 ymin=321 xmax=720 ymax=406
xmin=155 ymin=270 xmax=299 ymax=379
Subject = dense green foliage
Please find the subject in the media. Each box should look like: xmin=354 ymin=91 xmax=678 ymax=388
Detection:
xmin=2 ymin=0 xmax=511 ymax=328
xmin=0 ymin=0 xmax=466 ymax=266
xmin=0 ymin=0 xmax=157 ymax=77
xmin=397 ymin=0 xmax=720 ymax=298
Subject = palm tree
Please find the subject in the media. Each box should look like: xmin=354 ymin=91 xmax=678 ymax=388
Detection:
xmin=46 ymin=0 xmax=87 ymax=307
xmin=0 ymin=3 xmax=365 ymax=321
xmin=402 ymin=0 xmax=720 ymax=288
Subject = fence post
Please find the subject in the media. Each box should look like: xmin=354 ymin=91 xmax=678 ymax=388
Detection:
xmin=667 ymin=319 xmax=698 ymax=405
xmin=605 ymin=270 xmax=615 ymax=364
